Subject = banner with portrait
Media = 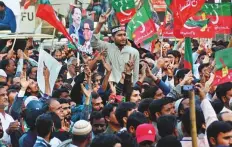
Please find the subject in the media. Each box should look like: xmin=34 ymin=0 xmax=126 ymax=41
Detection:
xmin=68 ymin=5 xmax=94 ymax=55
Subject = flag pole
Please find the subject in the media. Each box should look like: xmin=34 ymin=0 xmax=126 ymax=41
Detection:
xmin=189 ymin=90 xmax=198 ymax=147
xmin=51 ymin=27 xmax=56 ymax=52
xmin=160 ymin=35 xmax=164 ymax=57
xmin=11 ymin=34 xmax=17 ymax=50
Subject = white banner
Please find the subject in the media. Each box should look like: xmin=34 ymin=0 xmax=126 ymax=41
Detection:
xmin=37 ymin=49 xmax=62 ymax=94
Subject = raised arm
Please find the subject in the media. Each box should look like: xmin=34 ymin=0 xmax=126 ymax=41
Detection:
xmin=91 ymin=9 xmax=112 ymax=51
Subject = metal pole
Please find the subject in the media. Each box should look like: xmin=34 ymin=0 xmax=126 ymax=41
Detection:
xmin=189 ymin=90 xmax=198 ymax=147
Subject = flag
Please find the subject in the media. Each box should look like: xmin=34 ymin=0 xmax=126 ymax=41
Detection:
xmin=161 ymin=10 xmax=215 ymax=38
xmin=165 ymin=0 xmax=206 ymax=38
xmin=112 ymin=0 xmax=136 ymax=25
xmin=212 ymin=48 xmax=232 ymax=86
xmin=126 ymin=1 xmax=157 ymax=45
xmin=181 ymin=14 xmax=216 ymax=38
xmin=25 ymin=0 xmax=73 ymax=43
xmin=195 ymin=3 xmax=232 ymax=34
xmin=184 ymin=38 xmax=193 ymax=70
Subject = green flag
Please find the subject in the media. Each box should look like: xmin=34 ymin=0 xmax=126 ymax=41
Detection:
xmin=184 ymin=38 xmax=193 ymax=70
xmin=126 ymin=1 xmax=157 ymax=45
xmin=212 ymin=48 xmax=232 ymax=86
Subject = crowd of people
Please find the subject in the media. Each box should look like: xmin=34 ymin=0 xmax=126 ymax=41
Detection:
xmin=0 ymin=2 xmax=232 ymax=147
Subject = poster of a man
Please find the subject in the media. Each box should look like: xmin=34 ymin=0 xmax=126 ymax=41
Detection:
xmin=69 ymin=6 xmax=94 ymax=54
xmin=69 ymin=7 xmax=82 ymax=44
xmin=80 ymin=19 xmax=94 ymax=53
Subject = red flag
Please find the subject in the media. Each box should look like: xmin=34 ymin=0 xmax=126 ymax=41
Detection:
xmin=166 ymin=0 xmax=206 ymax=38
xmin=36 ymin=1 xmax=73 ymax=43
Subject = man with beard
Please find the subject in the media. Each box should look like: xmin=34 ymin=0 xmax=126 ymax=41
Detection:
xmin=58 ymin=98 xmax=71 ymax=124
xmin=25 ymin=79 xmax=41 ymax=98
xmin=207 ymin=121 xmax=232 ymax=147
xmin=91 ymin=9 xmax=139 ymax=84
xmin=90 ymin=111 xmax=106 ymax=140
xmin=52 ymin=49 xmax=64 ymax=64
xmin=91 ymin=92 xmax=104 ymax=111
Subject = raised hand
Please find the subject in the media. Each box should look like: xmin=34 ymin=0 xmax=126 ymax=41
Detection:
xmin=99 ymin=8 xmax=112 ymax=24
xmin=17 ymin=49 xmax=24 ymax=59
xmin=25 ymin=37 xmax=33 ymax=49
xmin=195 ymin=83 xmax=206 ymax=101
xmin=102 ymin=57 xmax=112 ymax=73
xmin=95 ymin=49 xmax=107 ymax=61
xmin=7 ymin=49 xmax=14 ymax=59
xmin=124 ymin=54 xmax=135 ymax=74
xmin=109 ymin=82 xmax=116 ymax=95
xmin=6 ymin=40 xmax=12 ymax=48
xmin=20 ymin=73 xmax=31 ymax=90
xmin=180 ymin=71 xmax=193 ymax=86
xmin=43 ymin=63 xmax=50 ymax=80
xmin=167 ymin=58 xmax=175 ymax=76
xmin=83 ymin=64 xmax=91 ymax=84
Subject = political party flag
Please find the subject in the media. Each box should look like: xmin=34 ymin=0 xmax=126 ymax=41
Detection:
xmin=112 ymin=0 xmax=136 ymax=25
xmin=196 ymin=3 xmax=232 ymax=34
xmin=212 ymin=48 xmax=232 ymax=86
xmin=24 ymin=0 xmax=73 ymax=43
xmin=37 ymin=49 xmax=62 ymax=94
xmin=126 ymin=0 xmax=157 ymax=45
xmin=165 ymin=0 xmax=206 ymax=38
xmin=161 ymin=8 xmax=215 ymax=38
xmin=184 ymin=37 xmax=193 ymax=70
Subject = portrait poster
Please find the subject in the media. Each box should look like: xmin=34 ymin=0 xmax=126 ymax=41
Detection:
xmin=68 ymin=5 xmax=94 ymax=55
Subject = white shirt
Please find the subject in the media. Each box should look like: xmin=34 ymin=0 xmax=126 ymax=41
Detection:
xmin=181 ymin=135 xmax=209 ymax=147
xmin=50 ymin=137 xmax=62 ymax=147
xmin=91 ymin=34 xmax=140 ymax=84
xmin=0 ymin=112 xmax=14 ymax=145
xmin=221 ymin=106 xmax=232 ymax=113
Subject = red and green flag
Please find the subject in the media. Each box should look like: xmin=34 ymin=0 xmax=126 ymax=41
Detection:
xmin=193 ymin=3 xmax=232 ymax=34
xmin=212 ymin=48 xmax=232 ymax=86
xmin=165 ymin=0 xmax=206 ymax=38
xmin=184 ymin=37 xmax=193 ymax=70
xmin=126 ymin=1 xmax=157 ymax=45
xmin=24 ymin=0 xmax=73 ymax=43
xmin=112 ymin=0 xmax=136 ymax=25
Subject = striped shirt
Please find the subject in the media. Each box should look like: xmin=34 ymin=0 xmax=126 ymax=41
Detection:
xmin=91 ymin=34 xmax=140 ymax=84
xmin=33 ymin=136 xmax=51 ymax=147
